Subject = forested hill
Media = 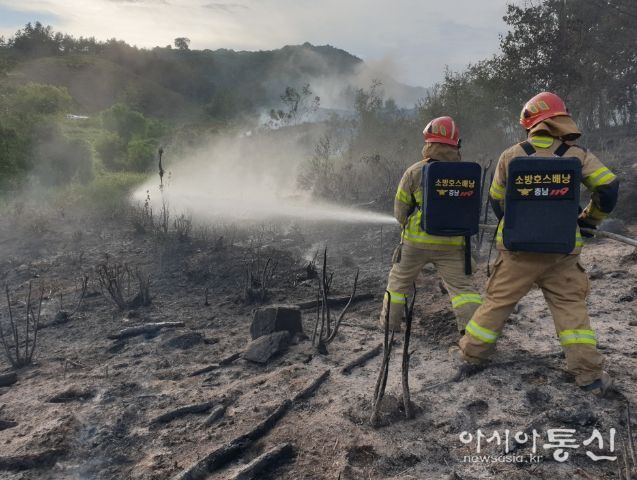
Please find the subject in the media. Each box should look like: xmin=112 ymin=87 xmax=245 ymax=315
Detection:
xmin=0 ymin=22 xmax=428 ymax=191
xmin=0 ymin=24 xmax=424 ymax=119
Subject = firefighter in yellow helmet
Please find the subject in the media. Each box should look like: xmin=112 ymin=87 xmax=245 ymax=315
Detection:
xmin=380 ymin=116 xmax=482 ymax=333
xmin=457 ymin=92 xmax=619 ymax=396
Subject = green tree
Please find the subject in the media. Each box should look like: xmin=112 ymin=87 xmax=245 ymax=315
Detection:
xmin=0 ymin=121 xmax=29 ymax=187
xmin=174 ymin=37 xmax=190 ymax=51
xmin=11 ymin=83 xmax=71 ymax=116
xmin=95 ymin=131 xmax=126 ymax=171
xmin=268 ymin=84 xmax=320 ymax=127
xmin=101 ymin=103 xmax=147 ymax=140
xmin=145 ymin=118 xmax=167 ymax=139
xmin=126 ymin=138 xmax=156 ymax=172
xmin=9 ymin=22 xmax=59 ymax=57
xmin=0 ymin=83 xmax=72 ymax=189
xmin=205 ymin=89 xmax=245 ymax=121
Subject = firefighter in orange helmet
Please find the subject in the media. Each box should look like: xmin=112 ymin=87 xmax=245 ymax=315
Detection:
xmin=456 ymin=92 xmax=619 ymax=396
xmin=380 ymin=116 xmax=482 ymax=334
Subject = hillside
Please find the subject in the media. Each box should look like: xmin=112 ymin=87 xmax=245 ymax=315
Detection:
xmin=8 ymin=56 xmax=195 ymax=119
xmin=3 ymin=39 xmax=426 ymax=119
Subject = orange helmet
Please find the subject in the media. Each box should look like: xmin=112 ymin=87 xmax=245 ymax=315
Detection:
xmin=422 ymin=116 xmax=460 ymax=147
xmin=520 ymin=92 xmax=570 ymax=130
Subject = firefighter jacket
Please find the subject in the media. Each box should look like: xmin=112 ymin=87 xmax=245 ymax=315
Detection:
xmin=489 ymin=122 xmax=619 ymax=254
xmin=394 ymin=143 xmax=465 ymax=250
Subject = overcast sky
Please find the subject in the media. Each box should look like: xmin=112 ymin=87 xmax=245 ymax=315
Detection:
xmin=0 ymin=0 xmax=510 ymax=87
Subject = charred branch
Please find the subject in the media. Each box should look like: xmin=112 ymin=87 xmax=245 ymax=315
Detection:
xmin=312 ymin=248 xmax=358 ymax=351
xmin=191 ymin=351 xmax=243 ymax=377
xmin=371 ymin=292 xmax=395 ymax=427
xmin=171 ymin=400 xmax=292 ymax=480
xmin=341 ymin=343 xmax=383 ymax=375
xmin=0 ymin=449 xmax=66 ymax=472
xmin=42 ymin=276 xmax=89 ymax=329
xmin=326 ymin=269 xmax=359 ymax=344
xmin=171 ymin=369 xmax=329 ymax=480
xmin=244 ymin=257 xmax=277 ymax=304
xmin=219 ymin=351 xmax=242 ymax=365
xmin=47 ymin=387 xmax=95 ymax=403
xmin=293 ymin=369 xmax=330 ymax=402
xmin=150 ymin=401 xmax=216 ymax=428
xmin=96 ymin=261 xmax=128 ymax=310
xmin=203 ymin=405 xmax=226 ymax=427
xmin=229 ymin=443 xmax=295 ymax=480
xmin=0 ymin=283 xmax=44 ymax=369
xmin=297 ymin=293 xmax=374 ymax=310
xmin=107 ymin=321 xmax=184 ymax=340
xmin=401 ymin=284 xmax=416 ymax=420
xmin=68 ymin=275 xmax=89 ymax=318
xmin=189 ymin=364 xmax=219 ymax=377
xmin=96 ymin=261 xmax=151 ymax=311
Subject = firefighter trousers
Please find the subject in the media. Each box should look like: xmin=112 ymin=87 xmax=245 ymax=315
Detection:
xmin=459 ymin=251 xmax=604 ymax=386
xmin=380 ymin=243 xmax=481 ymax=333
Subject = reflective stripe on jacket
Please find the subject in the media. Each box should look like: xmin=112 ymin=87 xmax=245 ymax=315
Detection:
xmin=489 ymin=134 xmax=617 ymax=255
xmin=394 ymin=143 xmax=465 ymax=251
xmin=398 ymin=190 xmax=465 ymax=248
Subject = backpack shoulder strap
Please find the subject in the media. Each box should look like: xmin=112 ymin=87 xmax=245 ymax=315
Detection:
xmin=519 ymin=141 xmax=536 ymax=156
xmin=554 ymin=142 xmax=571 ymax=157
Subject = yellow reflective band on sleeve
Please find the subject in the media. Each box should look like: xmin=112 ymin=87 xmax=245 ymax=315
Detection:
xmin=489 ymin=181 xmax=505 ymax=200
xmin=575 ymin=229 xmax=584 ymax=247
xmin=465 ymin=319 xmax=499 ymax=344
xmin=584 ymin=167 xmax=617 ymax=190
xmin=559 ymin=329 xmax=597 ymax=347
xmin=586 ymin=204 xmax=609 ymax=221
xmin=451 ymin=293 xmax=482 ymax=309
xmin=530 ymin=135 xmax=555 ymax=149
xmin=384 ymin=291 xmax=407 ymax=305
xmin=395 ymin=187 xmax=412 ymax=205
xmin=495 ymin=221 xmax=504 ymax=243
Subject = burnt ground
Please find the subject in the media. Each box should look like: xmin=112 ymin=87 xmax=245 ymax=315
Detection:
xmin=0 ymin=205 xmax=636 ymax=480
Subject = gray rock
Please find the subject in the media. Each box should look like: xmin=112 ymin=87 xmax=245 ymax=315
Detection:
xmin=163 ymin=332 xmax=204 ymax=350
xmin=588 ymin=266 xmax=604 ymax=280
xmin=242 ymin=331 xmax=290 ymax=364
xmin=250 ymin=305 xmax=303 ymax=340
xmin=0 ymin=372 xmax=17 ymax=387
xmin=0 ymin=420 xmax=18 ymax=431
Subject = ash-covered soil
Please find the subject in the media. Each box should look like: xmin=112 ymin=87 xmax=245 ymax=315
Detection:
xmin=0 ymin=207 xmax=636 ymax=480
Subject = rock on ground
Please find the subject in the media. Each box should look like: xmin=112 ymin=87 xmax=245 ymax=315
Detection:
xmin=242 ymin=331 xmax=290 ymax=364
xmin=250 ymin=305 xmax=303 ymax=340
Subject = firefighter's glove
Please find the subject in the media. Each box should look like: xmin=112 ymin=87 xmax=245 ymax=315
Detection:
xmin=577 ymin=217 xmax=597 ymax=238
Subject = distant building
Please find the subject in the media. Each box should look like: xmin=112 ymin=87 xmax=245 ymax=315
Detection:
xmin=65 ymin=114 xmax=90 ymax=120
